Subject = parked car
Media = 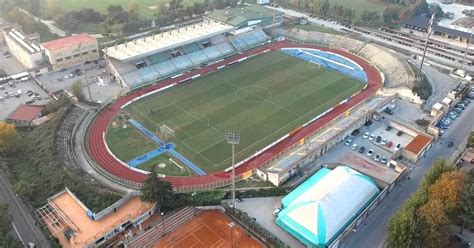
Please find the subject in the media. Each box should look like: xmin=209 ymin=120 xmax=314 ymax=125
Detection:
xmin=273 ymin=208 xmax=281 ymax=216
xmin=447 ymin=141 xmax=454 ymax=148
xmin=374 ymin=154 xmax=380 ymax=162
xmin=387 ymin=141 xmax=393 ymax=148
xmin=369 ymin=134 xmax=375 ymax=141
xmin=395 ymin=144 xmax=402 ymax=151
xmin=351 ymin=143 xmax=358 ymax=150
xmin=396 ymin=131 xmax=403 ymax=136
xmin=385 ymin=126 xmax=392 ymax=131
xmin=364 ymin=120 xmax=373 ymax=126
xmin=381 ymin=138 xmax=387 ymax=146
xmin=344 ymin=139 xmax=352 ymax=146
xmin=363 ymin=132 xmax=370 ymax=139
xmin=367 ymin=149 xmax=374 ymax=157
xmin=376 ymin=136 xmax=382 ymax=143
xmin=381 ymin=156 xmax=387 ymax=164
xmin=359 ymin=146 xmax=366 ymax=154
xmin=351 ymin=129 xmax=360 ymax=136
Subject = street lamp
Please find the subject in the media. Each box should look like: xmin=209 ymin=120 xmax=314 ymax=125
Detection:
xmin=78 ymin=42 xmax=93 ymax=101
xmin=226 ymin=131 xmax=241 ymax=209
xmin=228 ymin=221 xmax=235 ymax=248
xmin=160 ymin=212 xmax=166 ymax=236
xmin=191 ymin=192 xmax=196 ymax=216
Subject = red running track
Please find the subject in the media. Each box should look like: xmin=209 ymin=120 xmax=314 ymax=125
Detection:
xmin=86 ymin=41 xmax=382 ymax=188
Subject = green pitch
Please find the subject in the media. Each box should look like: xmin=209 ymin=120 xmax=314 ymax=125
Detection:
xmin=108 ymin=51 xmax=365 ymax=173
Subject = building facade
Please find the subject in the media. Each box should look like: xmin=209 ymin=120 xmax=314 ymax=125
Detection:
xmin=41 ymin=34 xmax=99 ymax=71
xmin=2 ymin=28 xmax=44 ymax=69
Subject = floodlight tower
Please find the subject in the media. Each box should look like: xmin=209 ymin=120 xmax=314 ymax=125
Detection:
xmin=226 ymin=131 xmax=241 ymax=208
xmin=416 ymin=13 xmax=435 ymax=81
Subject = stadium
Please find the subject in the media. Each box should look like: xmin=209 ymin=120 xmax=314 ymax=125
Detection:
xmin=85 ymin=19 xmax=382 ymax=192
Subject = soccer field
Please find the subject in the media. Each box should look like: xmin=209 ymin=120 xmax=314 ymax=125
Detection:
xmin=109 ymin=51 xmax=365 ymax=173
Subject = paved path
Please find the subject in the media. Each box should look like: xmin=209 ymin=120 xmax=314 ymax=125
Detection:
xmin=19 ymin=8 xmax=66 ymax=37
xmin=0 ymin=170 xmax=49 ymax=247
xmin=342 ymin=98 xmax=474 ymax=248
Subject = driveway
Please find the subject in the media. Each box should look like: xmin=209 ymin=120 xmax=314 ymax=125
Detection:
xmin=233 ymin=197 xmax=304 ymax=248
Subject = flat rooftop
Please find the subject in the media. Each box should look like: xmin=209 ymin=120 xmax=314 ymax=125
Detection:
xmin=41 ymin=33 xmax=96 ymax=51
xmin=5 ymin=28 xmax=42 ymax=54
xmin=49 ymin=190 xmax=154 ymax=247
xmin=103 ymin=20 xmax=234 ymax=62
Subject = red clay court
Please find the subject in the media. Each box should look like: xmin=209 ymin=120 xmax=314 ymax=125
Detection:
xmin=153 ymin=211 xmax=263 ymax=248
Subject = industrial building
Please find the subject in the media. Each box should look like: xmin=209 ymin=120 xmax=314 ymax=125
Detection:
xmin=37 ymin=188 xmax=155 ymax=248
xmin=206 ymin=4 xmax=283 ymax=31
xmin=2 ymin=28 xmax=44 ymax=69
xmin=41 ymin=33 xmax=99 ymax=71
xmin=276 ymin=166 xmax=380 ymax=248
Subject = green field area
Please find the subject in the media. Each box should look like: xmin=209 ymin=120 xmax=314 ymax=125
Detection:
xmin=137 ymin=153 xmax=195 ymax=176
xmin=58 ymin=0 xmax=202 ymax=17
xmin=106 ymin=119 xmax=157 ymax=162
xmin=107 ymin=51 xmax=364 ymax=174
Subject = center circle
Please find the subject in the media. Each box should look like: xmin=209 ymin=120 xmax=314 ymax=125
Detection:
xmin=235 ymin=86 xmax=272 ymax=103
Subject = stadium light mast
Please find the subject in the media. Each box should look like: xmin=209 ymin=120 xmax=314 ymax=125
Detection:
xmin=226 ymin=131 xmax=240 ymax=209
xmin=416 ymin=13 xmax=435 ymax=81
xmin=78 ymin=42 xmax=93 ymax=101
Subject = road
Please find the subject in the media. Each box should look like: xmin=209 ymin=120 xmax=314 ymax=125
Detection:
xmin=343 ymin=98 xmax=474 ymax=248
xmin=265 ymin=5 xmax=345 ymax=30
xmin=0 ymin=170 xmax=49 ymax=247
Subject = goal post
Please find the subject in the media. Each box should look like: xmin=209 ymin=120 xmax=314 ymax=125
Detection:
xmin=159 ymin=124 xmax=174 ymax=142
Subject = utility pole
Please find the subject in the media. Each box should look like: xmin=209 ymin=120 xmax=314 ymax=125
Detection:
xmin=226 ymin=131 xmax=240 ymax=208
xmin=417 ymin=13 xmax=435 ymax=81
xmin=79 ymin=42 xmax=93 ymax=101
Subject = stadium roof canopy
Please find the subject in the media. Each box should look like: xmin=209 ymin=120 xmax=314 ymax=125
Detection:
xmin=276 ymin=166 xmax=379 ymax=248
xmin=207 ymin=4 xmax=283 ymax=29
xmin=103 ymin=20 xmax=234 ymax=62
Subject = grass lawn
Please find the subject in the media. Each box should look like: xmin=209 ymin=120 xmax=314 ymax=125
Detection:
xmin=58 ymin=0 xmax=204 ymax=18
xmin=109 ymin=51 xmax=364 ymax=174
xmin=293 ymin=24 xmax=344 ymax=35
xmin=137 ymin=153 xmax=194 ymax=176
xmin=106 ymin=119 xmax=158 ymax=162
xmin=76 ymin=22 xmax=105 ymax=34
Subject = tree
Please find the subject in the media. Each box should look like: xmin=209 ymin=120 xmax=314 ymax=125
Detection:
xmin=0 ymin=122 xmax=21 ymax=157
xmin=140 ymin=169 xmax=174 ymax=209
xmin=467 ymin=131 xmax=474 ymax=148
xmin=0 ymin=204 xmax=10 ymax=236
xmin=429 ymin=170 xmax=466 ymax=212
xmin=129 ymin=2 xmax=141 ymax=21
xmin=71 ymin=80 xmax=84 ymax=100
xmin=418 ymin=199 xmax=450 ymax=248
xmin=46 ymin=0 xmax=61 ymax=18
xmin=383 ymin=7 xmax=401 ymax=25
xmin=193 ymin=2 xmax=205 ymax=16
xmin=459 ymin=184 xmax=474 ymax=234
xmin=155 ymin=0 xmax=167 ymax=16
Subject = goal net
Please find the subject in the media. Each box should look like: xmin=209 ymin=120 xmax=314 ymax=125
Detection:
xmin=159 ymin=124 xmax=175 ymax=142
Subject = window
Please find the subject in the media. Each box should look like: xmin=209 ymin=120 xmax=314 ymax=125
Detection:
xmin=65 ymin=56 xmax=71 ymax=60
xmin=82 ymin=52 xmax=88 ymax=55
xmin=56 ymin=58 xmax=63 ymax=62
xmin=73 ymin=54 xmax=80 ymax=58
xmin=92 ymin=49 xmax=97 ymax=53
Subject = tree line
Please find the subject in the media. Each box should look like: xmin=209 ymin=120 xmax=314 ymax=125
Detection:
xmin=387 ymin=160 xmax=474 ymax=247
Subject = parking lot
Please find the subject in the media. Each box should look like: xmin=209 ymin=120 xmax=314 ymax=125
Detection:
xmin=0 ymin=46 xmax=26 ymax=75
xmin=0 ymin=79 xmax=50 ymax=120
xmin=37 ymin=60 xmax=122 ymax=103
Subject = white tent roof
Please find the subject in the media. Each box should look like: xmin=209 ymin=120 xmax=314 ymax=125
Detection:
xmin=276 ymin=166 xmax=379 ymax=246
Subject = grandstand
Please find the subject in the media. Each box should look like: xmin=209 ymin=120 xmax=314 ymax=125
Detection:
xmin=104 ymin=20 xmax=270 ymax=89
